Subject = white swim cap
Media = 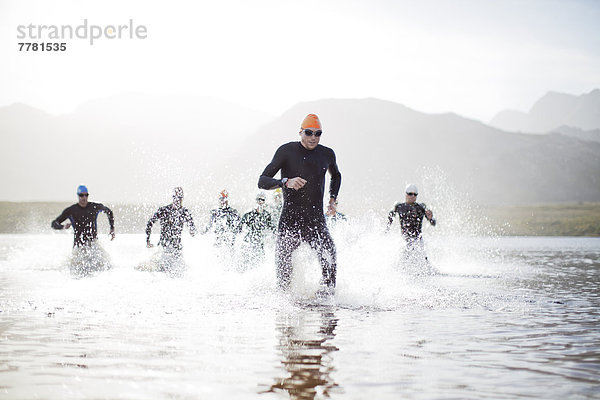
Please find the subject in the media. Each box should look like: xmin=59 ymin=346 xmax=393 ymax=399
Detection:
xmin=405 ymin=184 xmax=418 ymax=194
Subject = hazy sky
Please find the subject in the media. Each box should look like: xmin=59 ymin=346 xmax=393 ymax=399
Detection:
xmin=1 ymin=0 xmax=599 ymax=122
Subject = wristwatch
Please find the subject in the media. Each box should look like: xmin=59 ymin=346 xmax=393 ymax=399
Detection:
xmin=281 ymin=178 xmax=288 ymax=187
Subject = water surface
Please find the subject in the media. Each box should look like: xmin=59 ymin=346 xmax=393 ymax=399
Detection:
xmin=1 ymin=234 xmax=599 ymax=399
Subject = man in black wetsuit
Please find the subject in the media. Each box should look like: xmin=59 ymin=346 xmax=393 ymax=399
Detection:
xmin=203 ymin=190 xmax=240 ymax=248
xmin=146 ymin=187 xmax=197 ymax=251
xmin=51 ymin=185 xmax=115 ymax=276
xmin=144 ymin=187 xmax=197 ymax=276
xmin=258 ymin=113 xmax=341 ymax=290
xmin=236 ymin=192 xmax=276 ymax=265
xmin=387 ymin=183 xmax=436 ymax=265
xmin=51 ymin=185 xmax=115 ymax=247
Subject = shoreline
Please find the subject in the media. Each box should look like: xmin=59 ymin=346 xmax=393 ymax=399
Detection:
xmin=1 ymin=201 xmax=599 ymax=237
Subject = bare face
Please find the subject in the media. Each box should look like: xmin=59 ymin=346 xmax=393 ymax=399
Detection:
xmin=256 ymin=197 xmax=265 ymax=212
xmin=78 ymin=193 xmax=89 ymax=207
xmin=299 ymin=128 xmax=321 ymax=150
xmin=405 ymin=192 xmax=418 ymax=204
xmin=173 ymin=196 xmax=183 ymax=208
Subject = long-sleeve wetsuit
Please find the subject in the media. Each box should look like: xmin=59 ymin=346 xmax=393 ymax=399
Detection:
xmin=51 ymin=202 xmax=115 ymax=247
xmin=146 ymin=205 xmax=197 ymax=251
xmin=258 ymin=141 xmax=342 ymax=289
xmin=387 ymin=202 xmax=436 ymax=243
xmin=204 ymin=206 xmax=240 ymax=247
xmin=237 ymin=209 xmax=275 ymax=250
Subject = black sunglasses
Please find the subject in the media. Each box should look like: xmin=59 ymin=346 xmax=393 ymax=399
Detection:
xmin=406 ymin=192 xmax=418 ymax=196
xmin=303 ymin=129 xmax=322 ymax=137
xmin=78 ymin=193 xmax=89 ymax=197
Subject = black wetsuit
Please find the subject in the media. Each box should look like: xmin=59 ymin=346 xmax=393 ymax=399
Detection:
xmin=388 ymin=202 xmax=436 ymax=243
xmin=205 ymin=206 xmax=240 ymax=247
xmin=146 ymin=205 xmax=197 ymax=251
xmin=258 ymin=141 xmax=341 ymax=289
xmin=51 ymin=202 xmax=114 ymax=247
xmin=237 ymin=209 xmax=275 ymax=251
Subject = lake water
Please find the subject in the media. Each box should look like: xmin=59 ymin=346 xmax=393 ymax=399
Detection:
xmin=0 ymin=231 xmax=599 ymax=399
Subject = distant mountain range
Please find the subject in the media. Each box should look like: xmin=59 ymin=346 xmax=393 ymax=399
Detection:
xmin=235 ymin=98 xmax=600 ymax=210
xmin=490 ymin=89 xmax=600 ymax=133
xmin=2 ymin=93 xmax=599 ymax=211
xmin=0 ymin=94 xmax=271 ymax=204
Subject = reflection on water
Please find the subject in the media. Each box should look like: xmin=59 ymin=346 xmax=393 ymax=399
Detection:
xmin=262 ymin=308 xmax=339 ymax=399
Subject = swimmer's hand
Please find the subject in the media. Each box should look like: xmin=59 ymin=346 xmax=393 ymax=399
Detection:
xmin=326 ymin=198 xmax=337 ymax=217
xmin=146 ymin=239 xmax=154 ymax=248
xmin=286 ymin=177 xmax=307 ymax=190
xmin=109 ymin=229 xmax=115 ymax=241
xmin=64 ymin=222 xmax=71 ymax=229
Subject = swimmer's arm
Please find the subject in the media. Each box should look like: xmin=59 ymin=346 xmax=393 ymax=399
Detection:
xmin=422 ymin=204 xmax=436 ymax=226
xmin=426 ymin=210 xmax=436 ymax=226
xmin=234 ymin=214 xmax=246 ymax=235
xmin=99 ymin=204 xmax=115 ymax=240
xmin=146 ymin=210 xmax=160 ymax=244
xmin=258 ymin=146 xmax=287 ymax=190
xmin=201 ymin=211 xmax=215 ymax=234
xmin=231 ymin=211 xmax=241 ymax=234
xmin=51 ymin=208 xmax=70 ymax=230
xmin=328 ymin=151 xmax=341 ymax=200
xmin=386 ymin=209 xmax=397 ymax=232
xmin=186 ymin=210 xmax=198 ymax=237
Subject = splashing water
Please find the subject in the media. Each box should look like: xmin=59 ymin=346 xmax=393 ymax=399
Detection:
xmin=1 ymin=206 xmax=599 ymax=399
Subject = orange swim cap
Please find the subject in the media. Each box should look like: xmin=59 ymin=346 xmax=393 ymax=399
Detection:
xmin=301 ymin=114 xmax=321 ymax=130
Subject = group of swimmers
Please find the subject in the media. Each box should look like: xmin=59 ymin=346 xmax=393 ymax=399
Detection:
xmin=51 ymin=113 xmax=436 ymax=287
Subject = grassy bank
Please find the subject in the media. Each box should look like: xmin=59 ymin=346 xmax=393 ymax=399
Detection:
xmin=0 ymin=202 xmax=180 ymax=234
xmin=482 ymin=203 xmax=600 ymax=236
xmin=1 ymin=201 xmax=599 ymax=236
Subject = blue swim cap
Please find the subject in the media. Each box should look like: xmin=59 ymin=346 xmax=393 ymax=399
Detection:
xmin=77 ymin=185 xmax=89 ymax=195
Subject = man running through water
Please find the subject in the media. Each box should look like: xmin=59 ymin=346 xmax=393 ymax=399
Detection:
xmin=146 ymin=187 xmax=197 ymax=250
xmin=144 ymin=187 xmax=197 ymax=276
xmin=387 ymin=183 xmax=436 ymax=270
xmin=236 ymin=192 xmax=276 ymax=266
xmin=203 ymin=190 xmax=240 ymax=248
xmin=51 ymin=185 xmax=115 ymax=275
xmin=258 ymin=114 xmax=341 ymax=291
